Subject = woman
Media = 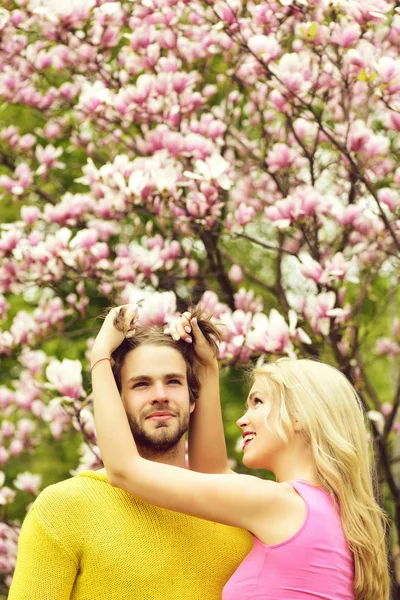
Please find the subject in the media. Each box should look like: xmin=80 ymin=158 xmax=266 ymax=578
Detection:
xmin=91 ymin=303 xmax=389 ymax=600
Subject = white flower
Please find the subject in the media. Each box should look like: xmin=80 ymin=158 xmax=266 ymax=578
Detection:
xmin=0 ymin=8 xmax=10 ymax=30
xmin=154 ymin=165 xmax=178 ymax=193
xmin=14 ymin=472 xmax=42 ymax=495
xmin=184 ymin=154 xmax=233 ymax=190
xmin=367 ymin=411 xmax=385 ymax=435
xmin=46 ymin=359 xmax=84 ymax=400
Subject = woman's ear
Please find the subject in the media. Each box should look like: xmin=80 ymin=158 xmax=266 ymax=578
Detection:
xmin=293 ymin=419 xmax=302 ymax=433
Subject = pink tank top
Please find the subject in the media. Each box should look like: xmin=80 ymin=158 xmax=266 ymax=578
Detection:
xmin=222 ymin=481 xmax=355 ymax=600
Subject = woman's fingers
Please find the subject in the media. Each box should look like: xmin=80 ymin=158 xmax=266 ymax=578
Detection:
xmin=166 ymin=313 xmax=192 ymax=343
xmin=112 ymin=304 xmax=138 ymax=337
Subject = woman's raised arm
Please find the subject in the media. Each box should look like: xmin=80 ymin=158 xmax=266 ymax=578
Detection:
xmin=166 ymin=312 xmax=231 ymax=474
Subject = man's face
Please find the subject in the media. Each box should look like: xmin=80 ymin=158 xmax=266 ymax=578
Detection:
xmin=120 ymin=344 xmax=194 ymax=454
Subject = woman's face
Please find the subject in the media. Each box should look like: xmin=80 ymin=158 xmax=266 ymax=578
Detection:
xmin=236 ymin=380 xmax=289 ymax=471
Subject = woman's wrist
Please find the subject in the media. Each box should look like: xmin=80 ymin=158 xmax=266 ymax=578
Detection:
xmin=91 ymin=348 xmax=112 ymax=365
xmin=197 ymin=358 xmax=219 ymax=379
xmin=90 ymin=357 xmax=112 ymax=374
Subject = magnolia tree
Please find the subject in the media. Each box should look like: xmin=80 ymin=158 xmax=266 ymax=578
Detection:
xmin=0 ymin=0 xmax=400 ymax=593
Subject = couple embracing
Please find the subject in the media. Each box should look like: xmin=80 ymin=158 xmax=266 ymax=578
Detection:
xmin=10 ymin=304 xmax=389 ymax=599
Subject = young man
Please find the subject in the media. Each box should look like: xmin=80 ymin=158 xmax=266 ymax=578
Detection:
xmin=9 ymin=312 xmax=252 ymax=600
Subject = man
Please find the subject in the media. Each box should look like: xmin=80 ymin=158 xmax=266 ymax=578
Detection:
xmin=9 ymin=313 xmax=252 ymax=600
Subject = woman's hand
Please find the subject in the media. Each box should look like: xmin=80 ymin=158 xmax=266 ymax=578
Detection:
xmin=91 ymin=303 xmax=139 ymax=363
xmin=165 ymin=312 xmax=217 ymax=369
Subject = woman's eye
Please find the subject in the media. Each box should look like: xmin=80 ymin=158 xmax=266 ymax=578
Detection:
xmin=253 ymin=397 xmax=263 ymax=406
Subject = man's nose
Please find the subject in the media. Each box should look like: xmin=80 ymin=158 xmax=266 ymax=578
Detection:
xmin=236 ymin=411 xmax=249 ymax=430
xmin=151 ymin=382 xmax=169 ymax=403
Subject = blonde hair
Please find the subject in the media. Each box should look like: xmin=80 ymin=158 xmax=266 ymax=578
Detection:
xmin=253 ymin=358 xmax=389 ymax=600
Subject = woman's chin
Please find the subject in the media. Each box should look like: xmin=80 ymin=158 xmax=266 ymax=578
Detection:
xmin=242 ymin=451 xmax=256 ymax=468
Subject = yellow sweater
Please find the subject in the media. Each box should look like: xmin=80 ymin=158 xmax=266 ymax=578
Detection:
xmin=9 ymin=470 xmax=252 ymax=600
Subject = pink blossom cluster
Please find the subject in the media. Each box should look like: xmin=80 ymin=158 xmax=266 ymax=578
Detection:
xmin=0 ymin=522 xmax=19 ymax=587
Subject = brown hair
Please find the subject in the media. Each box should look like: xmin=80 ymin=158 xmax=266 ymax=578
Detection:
xmin=111 ymin=308 xmax=220 ymax=405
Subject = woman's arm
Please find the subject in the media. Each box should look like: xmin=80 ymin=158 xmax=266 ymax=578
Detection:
xmin=91 ymin=305 xmax=279 ymax=533
xmin=166 ymin=313 xmax=230 ymax=474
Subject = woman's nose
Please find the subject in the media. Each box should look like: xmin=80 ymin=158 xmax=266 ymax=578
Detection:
xmin=236 ymin=411 xmax=249 ymax=430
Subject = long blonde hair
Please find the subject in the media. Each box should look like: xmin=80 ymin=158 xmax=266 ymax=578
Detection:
xmin=253 ymin=358 xmax=389 ymax=600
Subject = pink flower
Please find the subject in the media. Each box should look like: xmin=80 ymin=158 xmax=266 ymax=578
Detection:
xmin=0 ymin=388 xmax=14 ymax=409
xmin=275 ymin=53 xmax=312 ymax=95
xmin=36 ymin=144 xmax=65 ymax=177
xmin=348 ymin=120 xmax=371 ymax=152
xmin=270 ymin=89 xmax=290 ymax=113
xmin=376 ymin=338 xmax=400 ymax=356
xmin=266 ymin=143 xmax=297 ymax=172
xmin=337 ymin=205 xmax=362 ymax=227
xmin=21 ymin=206 xmax=40 ymax=225
xmin=331 ymin=22 xmax=361 ymax=48
xmin=381 ymin=403 xmax=392 ymax=417
xmin=247 ymin=309 xmax=293 ymax=355
xmin=46 ymin=359 xmax=84 ymax=400
xmin=229 ymin=265 xmax=243 ymax=284
xmin=348 ymin=0 xmax=391 ymax=25
xmin=235 ymin=203 xmax=255 ymax=226
xmin=9 ymin=440 xmax=24 ymax=457
xmin=378 ymin=188 xmax=399 ymax=211
xmin=303 ymin=291 xmax=346 ymax=336
xmin=70 ymin=229 xmax=98 ymax=249
xmin=248 ymin=35 xmax=281 ymax=62
xmin=159 ymin=28 xmax=176 ymax=50
xmin=364 ymin=134 xmax=390 ymax=158
xmin=18 ymin=134 xmax=36 ymax=151
xmin=133 ymin=291 xmax=177 ymax=326
xmin=300 ymin=257 xmax=324 ymax=283
xmin=198 ymin=291 xmax=227 ymax=318
xmin=234 ymin=289 xmax=263 ymax=313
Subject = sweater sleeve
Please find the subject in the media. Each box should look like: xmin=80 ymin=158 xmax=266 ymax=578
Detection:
xmin=8 ymin=506 xmax=78 ymax=600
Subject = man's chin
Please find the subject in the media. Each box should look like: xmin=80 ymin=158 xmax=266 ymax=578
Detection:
xmin=136 ymin=425 xmax=183 ymax=450
xmin=139 ymin=434 xmax=182 ymax=453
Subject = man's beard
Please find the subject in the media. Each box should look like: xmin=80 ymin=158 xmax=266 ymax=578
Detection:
xmin=127 ymin=406 xmax=190 ymax=454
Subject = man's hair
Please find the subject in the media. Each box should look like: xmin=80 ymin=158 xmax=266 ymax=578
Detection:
xmin=111 ymin=308 xmax=221 ymax=405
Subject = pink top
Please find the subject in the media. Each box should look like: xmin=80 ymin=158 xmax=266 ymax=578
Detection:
xmin=222 ymin=481 xmax=355 ymax=600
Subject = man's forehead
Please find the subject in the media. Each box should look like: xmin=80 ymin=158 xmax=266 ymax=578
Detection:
xmin=122 ymin=344 xmax=187 ymax=374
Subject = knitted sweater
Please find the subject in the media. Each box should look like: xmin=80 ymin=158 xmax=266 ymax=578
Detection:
xmin=9 ymin=470 xmax=253 ymax=600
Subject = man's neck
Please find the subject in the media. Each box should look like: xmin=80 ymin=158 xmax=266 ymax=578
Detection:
xmin=97 ymin=442 xmax=187 ymax=476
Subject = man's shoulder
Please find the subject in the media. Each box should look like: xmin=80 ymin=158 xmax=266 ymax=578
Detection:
xmin=33 ymin=471 xmax=108 ymax=512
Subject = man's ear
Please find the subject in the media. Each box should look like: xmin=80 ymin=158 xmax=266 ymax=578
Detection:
xmin=189 ymin=402 xmax=195 ymax=414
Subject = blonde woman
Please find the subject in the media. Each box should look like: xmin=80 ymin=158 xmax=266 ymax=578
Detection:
xmin=91 ymin=304 xmax=389 ymax=600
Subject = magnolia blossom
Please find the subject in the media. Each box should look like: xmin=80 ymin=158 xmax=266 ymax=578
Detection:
xmin=246 ymin=310 xmax=294 ymax=356
xmin=376 ymin=338 xmax=400 ymax=357
xmin=229 ymin=264 xmax=244 ymax=284
xmin=13 ymin=472 xmax=42 ymax=495
xmin=184 ymin=154 xmax=233 ymax=190
xmin=46 ymin=359 xmax=84 ymax=400
xmin=303 ymin=291 xmax=347 ymax=336
xmin=128 ymin=289 xmax=177 ymax=326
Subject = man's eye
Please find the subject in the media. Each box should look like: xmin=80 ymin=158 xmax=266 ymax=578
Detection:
xmin=133 ymin=382 xmax=147 ymax=389
xmin=168 ymin=379 xmax=181 ymax=385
